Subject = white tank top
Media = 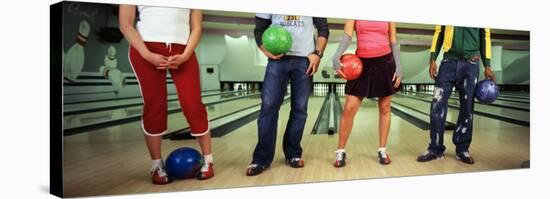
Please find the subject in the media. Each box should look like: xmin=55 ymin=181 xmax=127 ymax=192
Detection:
xmin=136 ymin=6 xmax=190 ymax=45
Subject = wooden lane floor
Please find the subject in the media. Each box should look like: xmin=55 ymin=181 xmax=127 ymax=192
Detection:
xmin=63 ymin=97 xmax=261 ymax=160
xmin=63 ymin=93 xmax=256 ymax=130
xmin=392 ymin=95 xmax=526 ymax=129
xmin=398 ymin=93 xmax=529 ymax=125
xmin=62 ymin=96 xmax=529 ymax=197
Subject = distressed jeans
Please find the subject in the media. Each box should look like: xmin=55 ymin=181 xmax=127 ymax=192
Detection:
xmin=251 ymin=56 xmax=312 ymax=167
xmin=428 ymin=59 xmax=479 ymax=154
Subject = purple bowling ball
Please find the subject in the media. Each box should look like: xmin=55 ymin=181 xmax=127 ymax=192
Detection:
xmin=475 ymin=79 xmax=499 ymax=104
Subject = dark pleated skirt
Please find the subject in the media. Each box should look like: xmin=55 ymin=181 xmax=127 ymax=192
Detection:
xmin=345 ymin=53 xmax=398 ymax=98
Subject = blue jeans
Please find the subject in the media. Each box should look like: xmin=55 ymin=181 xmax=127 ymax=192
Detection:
xmin=252 ymin=56 xmax=312 ymax=167
xmin=429 ymin=59 xmax=479 ymax=154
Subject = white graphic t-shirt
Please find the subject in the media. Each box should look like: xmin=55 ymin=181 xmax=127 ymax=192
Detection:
xmin=256 ymin=14 xmax=315 ymax=57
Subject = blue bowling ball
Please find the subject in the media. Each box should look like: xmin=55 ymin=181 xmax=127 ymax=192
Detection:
xmin=475 ymin=79 xmax=499 ymax=104
xmin=165 ymin=147 xmax=203 ymax=179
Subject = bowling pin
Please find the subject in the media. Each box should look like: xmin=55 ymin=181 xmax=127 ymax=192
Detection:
xmin=108 ymin=69 xmax=124 ymax=90
xmin=64 ymin=20 xmax=90 ymax=82
xmin=318 ymin=84 xmax=321 ymax=96
xmin=317 ymin=84 xmax=320 ymax=94
xmin=224 ymin=83 xmax=230 ymax=91
xmin=286 ymin=84 xmax=291 ymax=93
xmin=99 ymin=45 xmax=124 ymax=90
xmin=313 ymin=84 xmax=317 ymax=96
xmin=313 ymin=84 xmax=317 ymax=95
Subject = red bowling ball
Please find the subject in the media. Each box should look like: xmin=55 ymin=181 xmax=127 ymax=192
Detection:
xmin=340 ymin=53 xmax=363 ymax=80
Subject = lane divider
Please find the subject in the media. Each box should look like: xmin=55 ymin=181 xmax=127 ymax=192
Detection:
xmin=63 ymin=93 xmax=261 ymax=136
xmin=64 ymin=89 xmax=255 ymax=116
xmin=165 ymin=95 xmax=291 ymax=139
xmin=398 ymin=93 xmax=529 ymax=127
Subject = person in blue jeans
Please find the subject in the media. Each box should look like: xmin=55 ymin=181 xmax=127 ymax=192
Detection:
xmin=417 ymin=26 xmax=496 ymax=164
xmin=246 ymin=14 xmax=329 ymax=176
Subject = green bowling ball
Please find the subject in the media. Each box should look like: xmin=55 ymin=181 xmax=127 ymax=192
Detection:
xmin=262 ymin=26 xmax=293 ymax=55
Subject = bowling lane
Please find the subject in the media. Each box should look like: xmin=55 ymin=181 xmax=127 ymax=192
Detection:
xmin=205 ymin=95 xmax=527 ymax=190
xmin=63 ymin=89 xmax=222 ymax=105
xmin=410 ymin=91 xmax=529 ymax=112
xmin=63 ymin=92 xmax=259 ymax=130
xmin=62 ymin=97 xmax=320 ymax=196
xmin=500 ymin=91 xmax=530 ymax=98
xmin=416 ymin=90 xmax=530 ymax=106
xmin=392 ymin=94 xmax=459 ymax=123
xmin=64 ymin=96 xmax=260 ymax=143
xmin=62 ymin=95 xmax=529 ymax=197
xmin=62 ymin=95 xmax=268 ymax=197
xmin=64 ymin=96 xmax=262 ymax=163
xmin=483 ymin=94 xmax=530 ymax=104
xmin=200 ymin=89 xmax=223 ymax=95
xmin=353 ymin=97 xmax=425 ymax=132
xmin=394 ymin=93 xmax=528 ymax=128
xmin=64 ymin=90 xmax=248 ymax=114
xmin=410 ymin=92 xmax=529 ymax=122
xmin=483 ymin=98 xmax=529 ymax=109
xmin=64 ymin=93 xmax=179 ymax=113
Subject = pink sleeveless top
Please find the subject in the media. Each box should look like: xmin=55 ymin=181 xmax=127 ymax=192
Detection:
xmin=355 ymin=20 xmax=391 ymax=58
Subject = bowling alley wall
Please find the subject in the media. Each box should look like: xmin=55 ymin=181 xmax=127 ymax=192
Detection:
xmin=63 ymin=2 xmax=130 ymax=74
xmin=62 ymin=1 xmax=529 ymax=101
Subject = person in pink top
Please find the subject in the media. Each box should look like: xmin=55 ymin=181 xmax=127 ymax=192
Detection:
xmin=331 ymin=20 xmax=403 ymax=167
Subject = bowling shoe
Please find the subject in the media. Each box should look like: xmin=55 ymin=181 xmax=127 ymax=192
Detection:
xmin=333 ymin=151 xmax=347 ymax=168
xmin=150 ymin=166 xmax=171 ymax=185
xmin=246 ymin=164 xmax=268 ymax=176
xmin=456 ymin=151 xmax=475 ymax=164
xmin=378 ymin=151 xmax=391 ymax=165
xmin=197 ymin=162 xmax=215 ymax=180
xmin=287 ymin=158 xmax=305 ymax=168
xmin=416 ymin=150 xmax=445 ymax=162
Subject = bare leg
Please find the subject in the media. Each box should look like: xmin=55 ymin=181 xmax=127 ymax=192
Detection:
xmin=196 ymin=132 xmax=212 ymax=155
xmin=337 ymin=95 xmax=363 ymax=149
xmin=144 ymin=134 xmax=162 ymax=160
xmin=378 ymin=95 xmax=392 ymax=148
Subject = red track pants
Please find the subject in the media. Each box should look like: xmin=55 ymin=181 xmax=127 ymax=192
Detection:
xmin=129 ymin=42 xmax=209 ymax=136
